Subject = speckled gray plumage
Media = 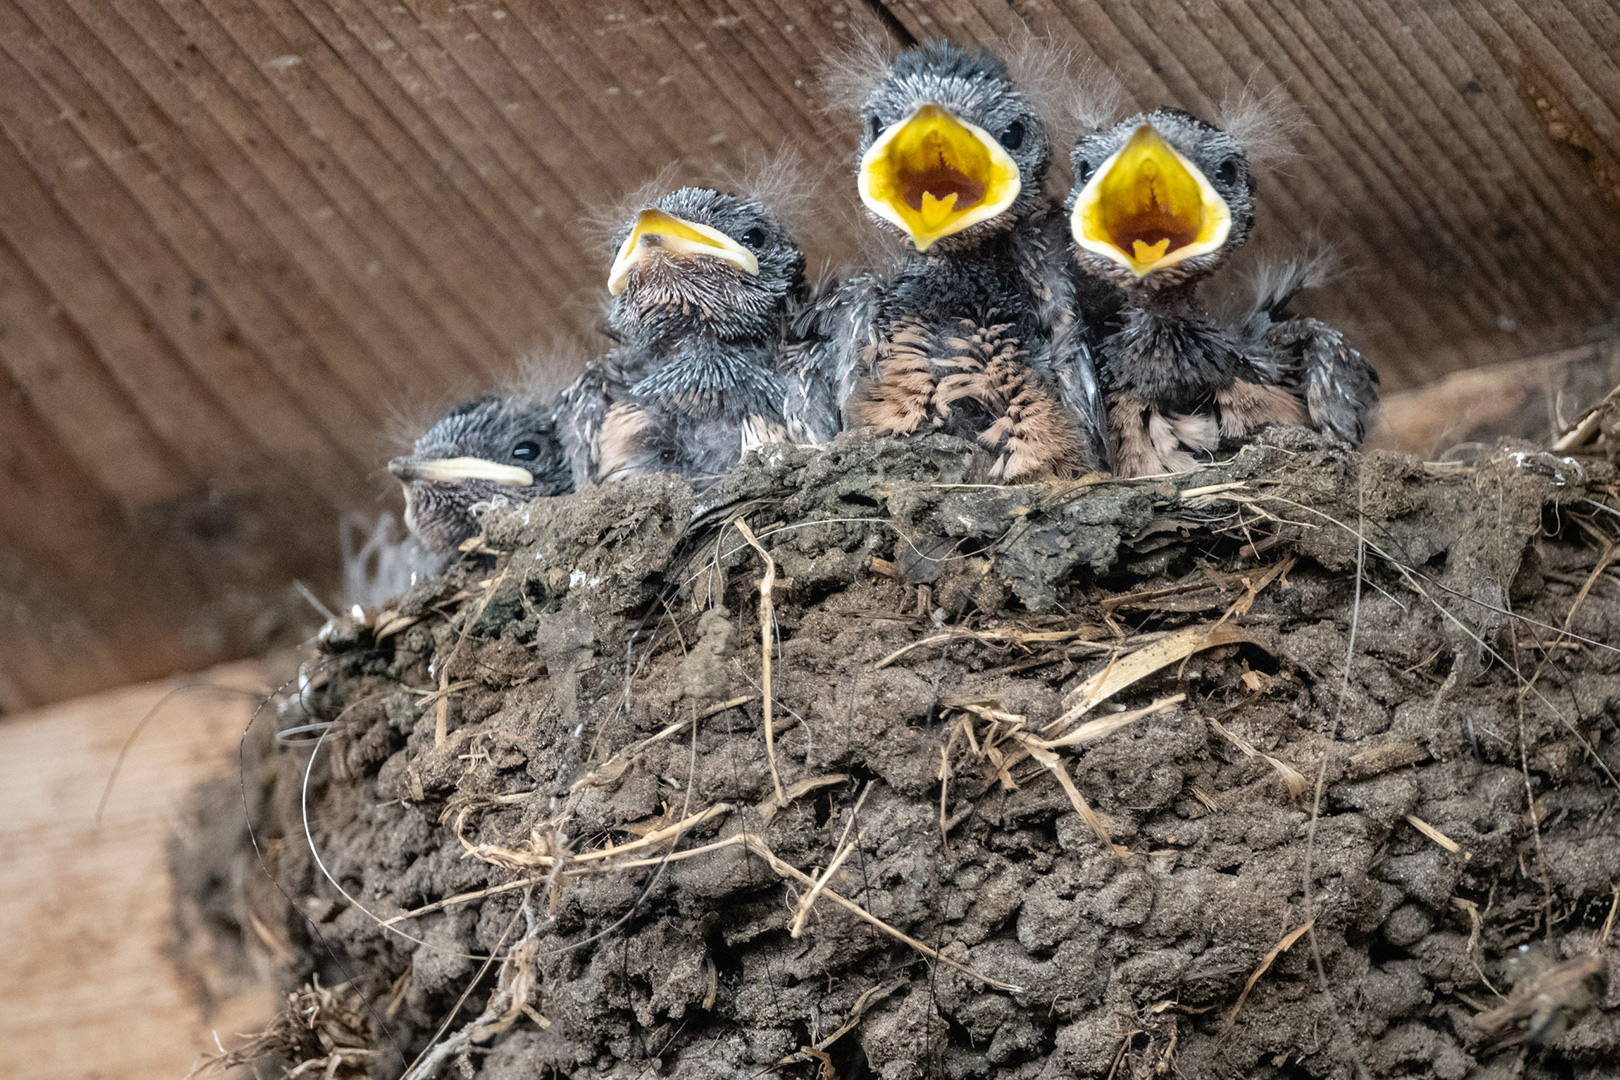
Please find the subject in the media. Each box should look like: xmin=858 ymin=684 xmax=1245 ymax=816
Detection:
xmin=1234 ymin=254 xmax=1380 ymax=445
xmin=396 ymin=395 xmax=572 ymax=556
xmin=796 ymin=40 xmax=1103 ymax=479
xmin=556 ymin=186 xmax=811 ymax=488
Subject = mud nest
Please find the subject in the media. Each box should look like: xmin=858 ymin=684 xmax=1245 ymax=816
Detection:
xmin=179 ymin=429 xmax=1620 ymax=1080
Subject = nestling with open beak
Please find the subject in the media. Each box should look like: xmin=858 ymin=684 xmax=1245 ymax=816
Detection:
xmin=389 ymin=394 xmax=572 ymax=557
xmin=1068 ymin=106 xmax=1376 ymax=475
xmin=556 ymin=186 xmax=811 ymax=488
xmin=798 ymin=39 xmax=1101 ymax=481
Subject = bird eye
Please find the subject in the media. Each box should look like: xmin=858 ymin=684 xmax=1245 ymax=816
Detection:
xmin=741 ymin=226 xmax=767 ymax=249
xmin=1074 ymin=160 xmax=1094 ymax=185
xmin=867 ymin=114 xmax=884 ymax=142
xmin=1215 ymin=157 xmax=1240 ymax=186
xmin=512 ymin=441 xmax=541 ymax=461
xmin=999 ymin=120 xmax=1025 ymax=150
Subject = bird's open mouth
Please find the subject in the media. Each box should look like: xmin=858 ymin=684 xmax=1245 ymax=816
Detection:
xmin=607 ymin=208 xmax=760 ymax=295
xmin=1071 ymin=124 xmax=1231 ymax=278
xmin=859 ymin=104 xmax=1022 ymax=252
xmin=387 ymin=456 xmax=535 ymax=486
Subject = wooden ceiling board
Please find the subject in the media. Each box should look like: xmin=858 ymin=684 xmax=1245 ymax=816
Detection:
xmin=2 ymin=0 xmax=1617 ymax=709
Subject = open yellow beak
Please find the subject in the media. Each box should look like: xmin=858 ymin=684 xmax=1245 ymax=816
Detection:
xmin=388 ymin=456 xmax=535 ymax=487
xmin=607 ymin=208 xmax=760 ymax=295
xmin=859 ymin=104 xmax=1022 ymax=252
xmin=1071 ymin=124 xmax=1232 ymax=278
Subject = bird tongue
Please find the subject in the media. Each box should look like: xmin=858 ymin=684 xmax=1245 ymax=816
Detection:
xmin=916 ymin=191 xmax=961 ymax=230
xmin=1111 ymin=161 xmax=1201 ymax=258
xmin=904 ymin=164 xmax=984 ymax=217
xmin=1132 ymin=238 xmax=1173 ymax=263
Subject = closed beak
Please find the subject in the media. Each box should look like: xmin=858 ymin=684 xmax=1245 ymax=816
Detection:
xmin=387 ymin=456 xmax=535 ymax=486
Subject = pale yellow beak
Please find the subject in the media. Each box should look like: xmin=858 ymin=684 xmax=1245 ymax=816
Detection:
xmin=607 ymin=208 xmax=760 ymax=295
xmin=1071 ymin=124 xmax=1232 ymax=278
xmin=388 ymin=456 xmax=535 ymax=486
xmin=859 ymin=104 xmax=1022 ymax=252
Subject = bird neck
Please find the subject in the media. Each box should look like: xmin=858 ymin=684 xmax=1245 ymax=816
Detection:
xmin=1100 ymin=302 xmax=1246 ymax=412
xmin=621 ymin=341 xmax=786 ymax=421
xmin=893 ymin=224 xmax=1044 ymax=330
xmin=634 ymin=322 xmax=768 ymax=356
xmin=1130 ymin=278 xmax=1205 ymax=316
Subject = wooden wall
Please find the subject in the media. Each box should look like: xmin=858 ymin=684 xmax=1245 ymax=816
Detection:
xmin=2 ymin=0 xmax=1617 ymax=709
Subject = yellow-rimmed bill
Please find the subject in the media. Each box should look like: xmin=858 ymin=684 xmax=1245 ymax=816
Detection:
xmin=1071 ymin=124 xmax=1232 ymax=278
xmin=387 ymin=456 xmax=535 ymax=487
xmin=859 ymin=104 xmax=1022 ymax=252
xmin=607 ymin=208 xmax=760 ymax=295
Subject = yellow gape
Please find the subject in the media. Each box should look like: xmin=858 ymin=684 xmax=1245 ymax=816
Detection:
xmin=608 ymin=208 xmax=760 ymax=295
xmin=859 ymin=104 xmax=1022 ymax=252
xmin=1071 ymin=124 xmax=1232 ymax=278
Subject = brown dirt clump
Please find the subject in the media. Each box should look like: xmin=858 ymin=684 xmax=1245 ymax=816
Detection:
xmin=179 ymin=429 xmax=1620 ymax=1080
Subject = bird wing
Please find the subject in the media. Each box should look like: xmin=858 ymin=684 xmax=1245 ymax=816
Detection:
xmin=782 ymin=269 xmax=880 ymax=439
xmin=1051 ymin=322 xmax=1112 ymax=473
xmin=1021 ymin=206 xmax=1114 ymax=471
xmin=553 ymin=361 xmax=620 ymax=490
xmin=1264 ymin=317 xmax=1379 ymax=446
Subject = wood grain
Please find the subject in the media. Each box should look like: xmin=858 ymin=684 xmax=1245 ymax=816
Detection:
xmin=1368 ymin=338 xmax=1620 ymax=457
xmin=1 ymin=0 xmax=1616 ymax=708
xmin=0 ymin=661 xmax=276 ymax=1079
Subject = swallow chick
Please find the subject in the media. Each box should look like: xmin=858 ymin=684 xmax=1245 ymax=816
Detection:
xmin=806 ymin=38 xmax=1100 ymax=482
xmin=1233 ymin=251 xmax=1380 ymax=446
xmin=557 ymin=186 xmax=808 ymax=488
xmin=388 ymin=394 xmax=572 ymax=557
xmin=1068 ymin=107 xmax=1310 ymax=477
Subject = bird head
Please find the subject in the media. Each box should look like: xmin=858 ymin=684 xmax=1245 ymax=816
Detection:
xmin=1068 ymin=108 xmax=1255 ymax=290
xmin=387 ymin=396 xmax=570 ymax=556
xmin=856 ymin=41 xmax=1048 ymax=253
xmin=607 ymin=187 xmax=805 ymax=345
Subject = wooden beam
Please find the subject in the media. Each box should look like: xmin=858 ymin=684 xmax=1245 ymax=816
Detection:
xmin=0 ymin=662 xmax=276 ymax=1078
xmin=1368 ymin=338 xmax=1620 ymax=457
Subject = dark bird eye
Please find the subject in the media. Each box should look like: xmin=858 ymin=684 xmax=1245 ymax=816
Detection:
xmin=1215 ymin=157 xmax=1240 ymax=186
xmin=868 ymin=114 xmax=884 ymax=142
xmin=1074 ymin=159 xmax=1094 ymax=185
xmin=512 ymin=441 xmax=541 ymax=461
xmin=741 ymin=226 xmax=767 ymax=249
xmin=999 ymin=120 xmax=1025 ymax=150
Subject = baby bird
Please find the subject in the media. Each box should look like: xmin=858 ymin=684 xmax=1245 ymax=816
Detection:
xmin=1068 ymin=107 xmax=1376 ymax=476
xmin=800 ymin=39 xmax=1100 ymax=481
xmin=388 ymin=394 xmax=572 ymax=557
xmin=1068 ymin=108 xmax=1304 ymax=477
xmin=557 ymin=186 xmax=808 ymax=488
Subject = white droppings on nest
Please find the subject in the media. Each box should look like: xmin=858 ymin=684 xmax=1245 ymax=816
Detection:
xmin=1507 ymin=450 xmax=1585 ymax=486
xmin=569 ymin=569 xmax=587 ymax=589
